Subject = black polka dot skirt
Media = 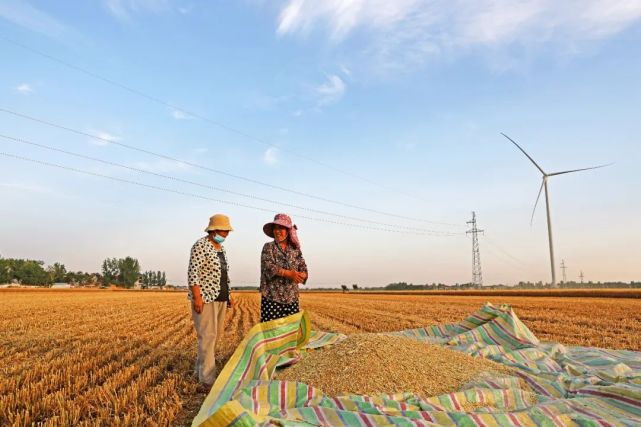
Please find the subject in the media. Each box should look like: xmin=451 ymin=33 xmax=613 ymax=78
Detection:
xmin=260 ymin=297 xmax=299 ymax=323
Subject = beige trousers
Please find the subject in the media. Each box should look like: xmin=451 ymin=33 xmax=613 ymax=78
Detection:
xmin=191 ymin=301 xmax=227 ymax=385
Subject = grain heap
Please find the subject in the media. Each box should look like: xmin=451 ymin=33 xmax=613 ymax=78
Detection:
xmin=275 ymin=333 xmax=514 ymax=397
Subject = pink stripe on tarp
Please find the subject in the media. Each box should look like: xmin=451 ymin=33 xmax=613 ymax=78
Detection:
xmin=420 ymin=411 xmax=435 ymax=422
xmin=579 ymin=389 xmax=641 ymax=408
xmin=538 ymin=405 xmax=566 ymax=427
xmin=450 ymin=393 xmax=462 ymax=411
xmin=252 ymin=386 xmax=259 ymax=414
xmin=312 ymin=405 xmax=328 ymax=425
xmin=508 ymin=412 xmax=524 ymax=427
xmin=307 ymin=385 xmax=314 ymax=404
xmin=470 ymin=413 xmax=488 ymax=427
xmin=358 ymin=412 xmax=375 ymax=427
xmin=280 ymin=381 xmax=286 ymax=411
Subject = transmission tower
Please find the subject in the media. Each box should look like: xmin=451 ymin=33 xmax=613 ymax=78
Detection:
xmin=579 ymin=271 xmax=584 ymax=284
xmin=560 ymin=260 xmax=568 ymax=284
xmin=466 ymin=212 xmax=484 ymax=288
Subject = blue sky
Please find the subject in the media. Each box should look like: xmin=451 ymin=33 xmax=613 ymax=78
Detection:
xmin=1 ymin=0 xmax=640 ymax=287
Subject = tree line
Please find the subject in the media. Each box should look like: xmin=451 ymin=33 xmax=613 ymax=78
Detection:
xmin=0 ymin=255 xmax=169 ymax=288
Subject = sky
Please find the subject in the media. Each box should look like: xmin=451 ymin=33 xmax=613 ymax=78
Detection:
xmin=1 ymin=0 xmax=640 ymax=287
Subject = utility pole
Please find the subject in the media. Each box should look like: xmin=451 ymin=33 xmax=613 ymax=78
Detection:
xmin=466 ymin=212 xmax=484 ymax=288
xmin=560 ymin=260 xmax=567 ymax=284
xmin=579 ymin=271 xmax=584 ymax=284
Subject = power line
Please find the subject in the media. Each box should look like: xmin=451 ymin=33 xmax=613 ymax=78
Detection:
xmin=0 ymin=35 xmax=429 ymax=202
xmin=0 ymin=106 xmax=463 ymax=228
xmin=0 ymin=151 xmax=464 ymax=237
xmin=0 ymin=133 xmax=460 ymax=235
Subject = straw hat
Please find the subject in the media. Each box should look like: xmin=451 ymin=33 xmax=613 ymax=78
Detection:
xmin=204 ymin=214 xmax=234 ymax=232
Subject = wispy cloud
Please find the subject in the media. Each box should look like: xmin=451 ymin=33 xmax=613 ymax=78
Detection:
xmin=88 ymin=129 xmax=121 ymax=146
xmin=316 ymin=74 xmax=346 ymax=106
xmin=104 ymin=0 xmax=172 ymax=21
xmin=170 ymin=108 xmax=193 ymax=120
xmin=263 ymin=147 xmax=279 ymax=165
xmin=274 ymin=0 xmax=641 ymax=70
xmin=0 ymin=182 xmax=67 ymax=197
xmin=0 ymin=0 xmax=68 ymax=37
xmin=15 ymin=83 xmax=34 ymax=95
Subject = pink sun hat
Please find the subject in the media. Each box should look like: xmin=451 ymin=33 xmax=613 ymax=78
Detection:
xmin=263 ymin=213 xmax=300 ymax=249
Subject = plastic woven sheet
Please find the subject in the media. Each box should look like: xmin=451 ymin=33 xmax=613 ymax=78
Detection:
xmin=192 ymin=303 xmax=641 ymax=426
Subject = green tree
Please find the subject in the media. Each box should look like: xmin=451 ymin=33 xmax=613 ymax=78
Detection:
xmin=47 ymin=262 xmax=67 ymax=283
xmin=102 ymin=258 xmax=119 ymax=285
xmin=118 ymin=257 xmax=140 ymax=288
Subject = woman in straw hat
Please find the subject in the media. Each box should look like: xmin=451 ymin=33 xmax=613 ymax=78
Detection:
xmin=260 ymin=213 xmax=308 ymax=322
xmin=187 ymin=214 xmax=233 ymax=386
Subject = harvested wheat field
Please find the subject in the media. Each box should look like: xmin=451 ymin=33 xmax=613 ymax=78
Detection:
xmin=274 ymin=333 xmax=514 ymax=397
xmin=1 ymin=289 xmax=640 ymax=426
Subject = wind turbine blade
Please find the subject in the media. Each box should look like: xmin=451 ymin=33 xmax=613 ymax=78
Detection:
xmin=548 ymin=163 xmax=614 ymax=177
xmin=501 ymin=133 xmax=547 ymax=175
xmin=530 ymin=179 xmax=545 ymax=226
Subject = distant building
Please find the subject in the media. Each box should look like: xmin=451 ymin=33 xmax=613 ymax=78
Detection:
xmin=51 ymin=283 xmax=72 ymax=289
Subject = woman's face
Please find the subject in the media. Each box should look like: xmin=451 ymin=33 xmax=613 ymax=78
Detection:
xmin=272 ymin=225 xmax=288 ymax=243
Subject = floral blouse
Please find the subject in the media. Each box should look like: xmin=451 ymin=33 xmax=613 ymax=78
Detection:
xmin=187 ymin=236 xmax=230 ymax=303
xmin=260 ymin=241 xmax=308 ymax=304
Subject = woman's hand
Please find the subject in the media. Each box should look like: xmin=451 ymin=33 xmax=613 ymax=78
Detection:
xmin=192 ymin=288 xmax=204 ymax=314
xmin=279 ymin=269 xmax=306 ymax=284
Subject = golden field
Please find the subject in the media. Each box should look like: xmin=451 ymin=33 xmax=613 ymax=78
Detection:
xmin=1 ymin=289 xmax=640 ymax=426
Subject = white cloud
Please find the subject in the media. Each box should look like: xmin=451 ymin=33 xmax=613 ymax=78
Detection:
xmin=15 ymin=83 xmax=34 ymax=94
xmin=178 ymin=5 xmax=192 ymax=14
xmin=263 ymin=147 xmax=279 ymax=165
xmin=316 ymin=74 xmax=346 ymax=106
xmin=274 ymin=0 xmax=641 ymax=70
xmin=104 ymin=0 xmax=171 ymax=21
xmin=0 ymin=0 xmax=68 ymax=37
xmin=0 ymin=182 xmax=66 ymax=197
xmin=88 ymin=129 xmax=121 ymax=146
xmin=170 ymin=108 xmax=192 ymax=120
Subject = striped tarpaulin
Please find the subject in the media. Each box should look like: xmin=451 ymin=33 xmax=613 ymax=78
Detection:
xmin=192 ymin=303 xmax=641 ymax=426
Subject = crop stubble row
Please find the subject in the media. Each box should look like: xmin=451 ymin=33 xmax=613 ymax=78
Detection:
xmin=1 ymin=290 xmax=640 ymax=426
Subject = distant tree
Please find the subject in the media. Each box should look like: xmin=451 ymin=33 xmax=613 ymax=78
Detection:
xmin=0 ymin=258 xmax=10 ymax=283
xmin=341 ymin=284 xmax=348 ymax=293
xmin=161 ymin=272 xmax=166 ymax=287
xmin=15 ymin=259 xmax=49 ymax=285
xmin=47 ymin=262 xmax=67 ymax=283
xmin=102 ymin=258 xmax=119 ymax=285
xmin=118 ymin=257 xmax=140 ymax=288
xmin=352 ymin=284 xmax=358 ymax=290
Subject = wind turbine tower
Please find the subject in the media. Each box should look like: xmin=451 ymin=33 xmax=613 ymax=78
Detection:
xmin=501 ymin=133 xmax=611 ymax=288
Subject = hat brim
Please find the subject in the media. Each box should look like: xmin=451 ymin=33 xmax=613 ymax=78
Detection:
xmin=205 ymin=226 xmax=234 ymax=232
xmin=263 ymin=221 xmax=291 ymax=238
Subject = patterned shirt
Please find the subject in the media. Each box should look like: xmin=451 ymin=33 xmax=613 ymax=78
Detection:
xmin=260 ymin=241 xmax=308 ymax=304
xmin=188 ymin=236 xmax=230 ymax=303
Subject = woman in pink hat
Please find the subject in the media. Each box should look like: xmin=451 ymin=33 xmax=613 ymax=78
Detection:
xmin=260 ymin=213 xmax=308 ymax=322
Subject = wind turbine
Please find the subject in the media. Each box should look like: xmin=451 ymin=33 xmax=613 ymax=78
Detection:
xmin=501 ymin=133 xmax=611 ymax=287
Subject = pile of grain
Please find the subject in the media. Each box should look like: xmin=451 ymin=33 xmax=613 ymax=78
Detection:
xmin=275 ymin=333 xmax=513 ymax=397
